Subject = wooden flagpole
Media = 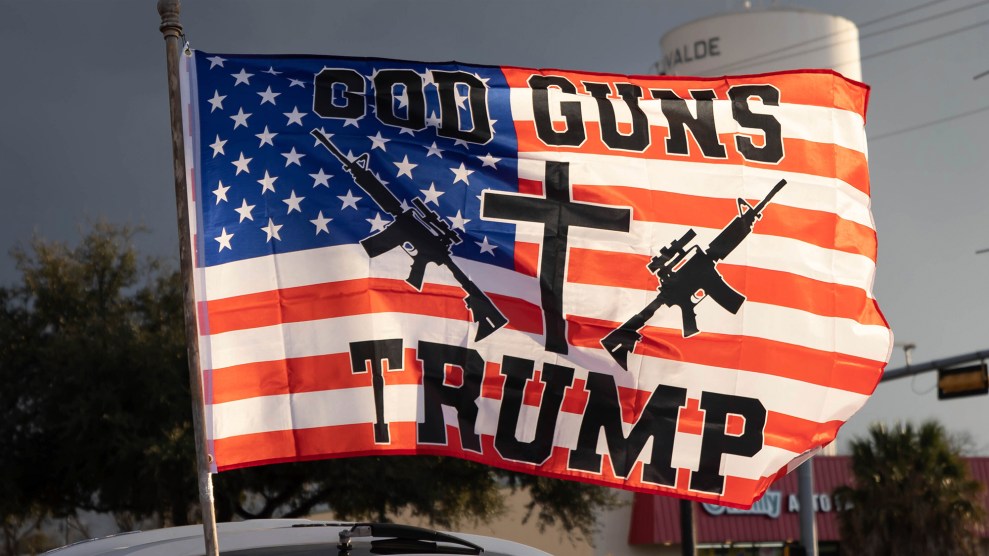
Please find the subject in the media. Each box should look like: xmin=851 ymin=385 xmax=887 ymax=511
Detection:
xmin=156 ymin=2 xmax=220 ymax=555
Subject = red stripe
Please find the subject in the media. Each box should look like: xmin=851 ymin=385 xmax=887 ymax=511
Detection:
xmin=514 ymin=121 xmax=870 ymax=196
xmin=212 ymin=421 xmax=824 ymax=509
xmin=567 ymin=249 xmax=885 ymax=326
xmin=568 ymin=315 xmax=884 ymax=395
xmin=571 ymin=185 xmax=877 ymax=261
xmin=205 ymin=277 xmax=542 ymax=336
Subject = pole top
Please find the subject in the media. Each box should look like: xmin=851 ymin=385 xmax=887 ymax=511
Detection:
xmin=158 ymin=0 xmax=183 ymax=39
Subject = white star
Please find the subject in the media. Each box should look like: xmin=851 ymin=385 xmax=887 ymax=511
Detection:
xmin=257 ymin=170 xmax=278 ymax=194
xmin=311 ymin=211 xmax=332 ymax=235
xmin=284 ymin=106 xmax=307 ymax=126
xmin=425 ymin=142 xmax=444 ymax=158
xmin=230 ymin=107 xmax=251 ymax=129
xmin=343 ymin=118 xmax=360 ymax=128
xmin=477 ymin=153 xmax=501 ymax=168
xmin=426 ymin=112 xmax=441 ymax=128
xmin=448 ymin=210 xmax=471 ymax=231
xmin=399 ymin=127 xmax=416 ymax=136
xmin=368 ymin=132 xmax=390 ymax=151
xmin=451 ymin=163 xmax=474 ymax=185
xmin=454 ymin=139 xmax=470 ymax=149
xmin=234 ymin=199 xmax=255 ymax=222
xmin=288 ymin=78 xmax=306 ymax=88
xmin=454 ymin=87 xmax=469 ymax=110
xmin=399 ymin=199 xmax=412 ymax=212
xmin=212 ymin=180 xmax=230 ymax=204
xmin=208 ymin=90 xmax=226 ymax=112
xmin=366 ymin=213 xmax=390 ymax=233
xmin=338 ymin=189 xmax=362 ymax=210
xmin=257 ymin=86 xmax=280 ymax=105
xmin=476 ymin=236 xmax=497 ymax=255
xmin=255 ymin=126 xmax=277 ymax=147
xmin=282 ymin=147 xmax=305 ymax=167
xmin=393 ymin=155 xmax=418 ymax=179
xmin=283 ymin=190 xmax=304 ymax=213
xmin=263 ymin=66 xmax=282 ymax=75
xmin=207 ymin=56 xmax=227 ymax=69
xmin=421 ymin=183 xmax=444 ymax=205
xmin=215 ymin=227 xmax=233 ymax=251
xmin=313 ymin=128 xmax=333 ymax=147
xmin=209 ymin=135 xmax=227 ymax=158
xmin=231 ymin=152 xmax=252 ymax=175
xmin=396 ymin=89 xmax=409 ymax=109
xmin=310 ymin=168 xmax=332 ymax=188
xmin=261 ymin=218 xmax=283 ymax=242
xmin=231 ymin=68 xmax=253 ymax=86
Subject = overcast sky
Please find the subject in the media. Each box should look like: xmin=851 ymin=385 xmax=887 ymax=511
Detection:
xmin=1 ymin=0 xmax=987 ymax=452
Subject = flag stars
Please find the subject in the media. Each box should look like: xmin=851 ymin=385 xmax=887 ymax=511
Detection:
xmin=263 ymin=66 xmax=282 ymax=76
xmin=283 ymin=190 xmax=305 ymax=213
xmin=261 ymin=218 xmax=283 ymax=242
xmin=311 ymin=211 xmax=332 ymax=235
xmin=284 ymin=106 xmax=307 ymax=126
xmin=288 ymin=78 xmax=306 ymax=88
xmin=257 ymin=86 xmax=280 ymax=105
xmin=230 ymin=107 xmax=252 ymax=129
xmin=477 ymin=153 xmax=501 ymax=168
xmin=309 ymin=168 xmax=332 ymax=188
xmin=338 ymin=189 xmax=362 ymax=210
xmin=421 ymin=183 xmax=444 ymax=205
xmin=208 ymin=90 xmax=226 ymax=112
xmin=231 ymin=68 xmax=253 ymax=86
xmin=394 ymin=155 xmax=418 ymax=179
xmin=368 ymin=132 xmax=390 ymax=151
xmin=367 ymin=213 xmax=389 ymax=233
xmin=282 ymin=147 xmax=305 ymax=167
xmin=448 ymin=211 xmax=471 ymax=231
xmin=476 ymin=236 xmax=497 ymax=255
xmin=234 ymin=199 xmax=256 ymax=222
xmin=212 ymin=180 xmax=230 ymax=204
xmin=255 ymin=126 xmax=277 ymax=147
xmin=210 ymin=135 xmax=227 ymax=158
xmin=206 ymin=56 xmax=227 ymax=69
xmin=450 ymin=163 xmax=474 ymax=185
xmin=425 ymin=142 xmax=444 ymax=158
xmin=231 ymin=152 xmax=252 ymax=175
xmin=215 ymin=228 xmax=233 ymax=251
xmin=257 ymin=170 xmax=278 ymax=194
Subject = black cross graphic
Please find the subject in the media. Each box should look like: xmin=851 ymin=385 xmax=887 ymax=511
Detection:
xmin=482 ymin=161 xmax=631 ymax=354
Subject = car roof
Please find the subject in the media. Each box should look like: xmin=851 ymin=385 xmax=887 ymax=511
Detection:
xmin=43 ymin=519 xmax=552 ymax=556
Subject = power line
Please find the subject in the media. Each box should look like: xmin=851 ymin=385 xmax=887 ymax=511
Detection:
xmin=710 ymin=0 xmax=989 ymax=74
xmin=685 ymin=0 xmax=954 ymax=74
xmin=859 ymin=17 xmax=989 ymax=62
xmin=870 ymin=104 xmax=989 ymax=141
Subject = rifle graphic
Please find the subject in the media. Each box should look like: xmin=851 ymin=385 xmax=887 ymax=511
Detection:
xmin=601 ymin=179 xmax=787 ymax=371
xmin=311 ymin=129 xmax=508 ymax=341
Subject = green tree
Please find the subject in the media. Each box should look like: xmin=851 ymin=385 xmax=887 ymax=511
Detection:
xmin=0 ymin=224 xmax=614 ymax=552
xmin=835 ymin=421 xmax=985 ymax=556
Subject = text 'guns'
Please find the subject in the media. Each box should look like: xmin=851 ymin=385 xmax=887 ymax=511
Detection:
xmin=311 ymin=129 xmax=509 ymax=342
xmin=602 ymin=179 xmax=787 ymax=371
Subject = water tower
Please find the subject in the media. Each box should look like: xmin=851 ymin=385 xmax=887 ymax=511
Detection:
xmin=660 ymin=6 xmax=862 ymax=81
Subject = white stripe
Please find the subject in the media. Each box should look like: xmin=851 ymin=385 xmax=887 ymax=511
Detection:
xmin=508 ymin=88 xmax=867 ymax=154
xmin=568 ymin=281 xmax=890 ymax=362
xmin=212 ymin=385 xmax=420 ymax=439
xmin=515 ymin=151 xmax=874 ymax=230
xmin=201 ymin=227 xmax=877 ymax=304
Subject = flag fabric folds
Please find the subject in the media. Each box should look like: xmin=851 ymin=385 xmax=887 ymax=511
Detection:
xmin=179 ymin=49 xmax=890 ymax=507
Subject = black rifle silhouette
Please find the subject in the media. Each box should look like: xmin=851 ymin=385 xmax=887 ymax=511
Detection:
xmin=601 ymin=179 xmax=787 ymax=370
xmin=311 ymin=129 xmax=508 ymax=341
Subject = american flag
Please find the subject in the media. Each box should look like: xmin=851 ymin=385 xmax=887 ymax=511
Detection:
xmin=180 ymin=50 xmax=890 ymax=507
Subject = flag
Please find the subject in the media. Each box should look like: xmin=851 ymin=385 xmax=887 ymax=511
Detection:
xmin=179 ymin=50 xmax=890 ymax=507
